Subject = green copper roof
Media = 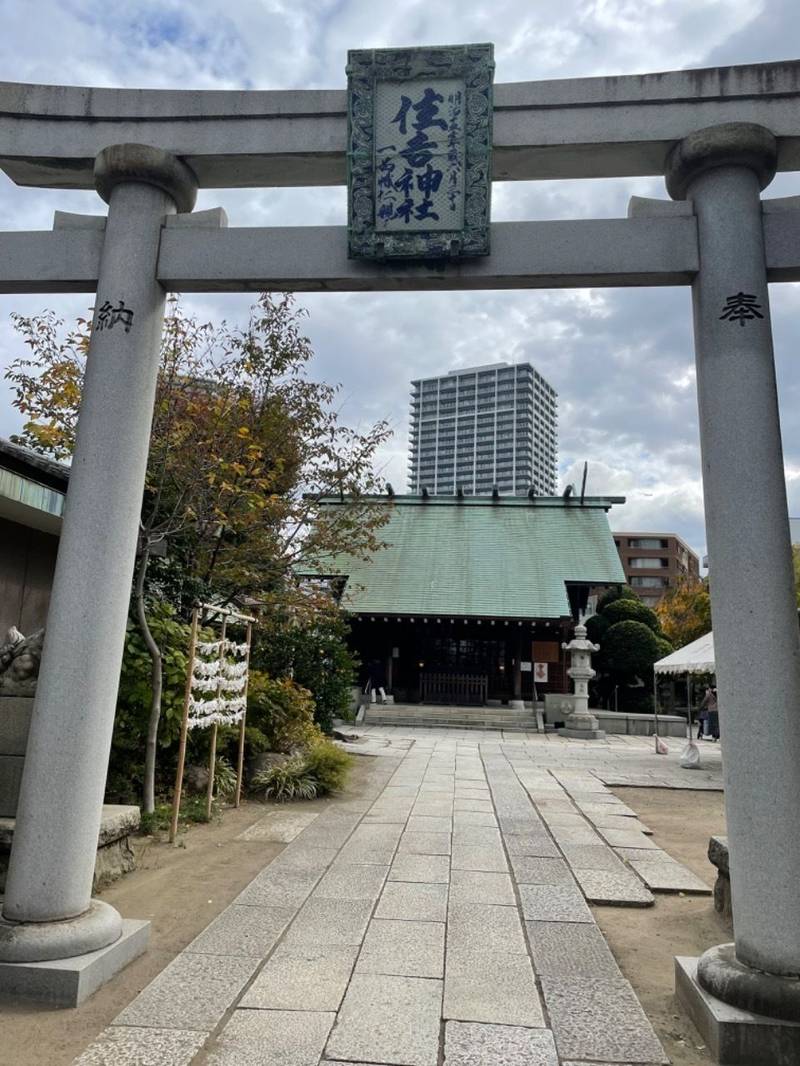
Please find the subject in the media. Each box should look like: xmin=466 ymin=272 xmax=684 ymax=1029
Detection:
xmin=313 ymin=495 xmax=625 ymax=620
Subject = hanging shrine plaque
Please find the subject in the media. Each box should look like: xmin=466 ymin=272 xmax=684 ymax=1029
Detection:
xmin=347 ymin=43 xmax=494 ymax=260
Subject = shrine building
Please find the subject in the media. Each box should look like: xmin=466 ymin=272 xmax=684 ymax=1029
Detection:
xmin=307 ymin=493 xmax=625 ymax=707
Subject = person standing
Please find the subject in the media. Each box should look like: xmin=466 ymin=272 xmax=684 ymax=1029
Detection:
xmin=701 ymin=685 xmax=719 ymax=740
xmin=368 ymin=658 xmax=387 ymax=704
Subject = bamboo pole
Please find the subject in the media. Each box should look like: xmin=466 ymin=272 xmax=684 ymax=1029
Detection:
xmin=206 ymin=617 xmax=227 ymax=821
xmin=169 ymin=606 xmax=199 ymax=844
xmin=234 ymin=621 xmax=253 ymax=809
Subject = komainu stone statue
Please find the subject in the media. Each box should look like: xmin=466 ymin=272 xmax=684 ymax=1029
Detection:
xmin=0 ymin=627 xmax=45 ymax=696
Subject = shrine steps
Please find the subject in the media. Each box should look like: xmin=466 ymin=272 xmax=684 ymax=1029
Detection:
xmin=364 ymin=704 xmax=539 ymax=731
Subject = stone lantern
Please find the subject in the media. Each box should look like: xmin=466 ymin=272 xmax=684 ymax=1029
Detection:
xmin=558 ymin=618 xmax=605 ymax=740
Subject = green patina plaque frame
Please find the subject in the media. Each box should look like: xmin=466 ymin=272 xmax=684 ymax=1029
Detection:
xmin=346 ymin=43 xmax=494 ymax=261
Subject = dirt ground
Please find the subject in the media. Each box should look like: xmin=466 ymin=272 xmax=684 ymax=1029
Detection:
xmin=594 ymin=787 xmax=729 ymax=1066
xmin=0 ymin=756 xmax=378 ymax=1066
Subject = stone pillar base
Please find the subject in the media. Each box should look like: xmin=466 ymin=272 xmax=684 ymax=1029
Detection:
xmin=0 ymin=918 xmax=148 ymax=1006
xmin=558 ymin=711 xmax=606 ymax=740
xmin=558 ymin=726 xmax=606 ymax=739
xmin=675 ymin=956 xmax=800 ymax=1065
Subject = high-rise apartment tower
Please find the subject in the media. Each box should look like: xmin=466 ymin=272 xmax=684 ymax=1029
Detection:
xmin=408 ymin=362 xmax=558 ymax=496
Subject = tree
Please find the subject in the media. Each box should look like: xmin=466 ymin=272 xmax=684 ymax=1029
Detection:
xmin=588 ymin=582 xmax=671 ymax=710
xmin=254 ymin=597 xmax=358 ymax=733
xmin=6 ymin=294 xmax=391 ymax=811
xmin=596 ymin=584 xmax=638 ymax=612
xmin=602 ymin=596 xmax=660 ymax=632
xmin=655 ymin=576 xmax=712 ymax=649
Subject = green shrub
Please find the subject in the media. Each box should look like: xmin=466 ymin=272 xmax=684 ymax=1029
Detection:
xmin=250 ymin=738 xmax=352 ymax=802
xmin=303 ymin=739 xmax=352 ymax=795
xmin=603 ymin=620 xmax=662 ymax=681
xmin=252 ymin=758 xmax=318 ymax=802
xmin=596 ymin=585 xmax=638 ymax=611
xmin=602 ymin=597 xmax=661 ymax=633
xmin=585 ymin=612 xmax=610 ymax=646
xmin=246 ymin=673 xmax=321 ymax=754
xmin=214 ymin=756 xmax=238 ymax=799
xmin=253 ymin=609 xmax=358 ymax=732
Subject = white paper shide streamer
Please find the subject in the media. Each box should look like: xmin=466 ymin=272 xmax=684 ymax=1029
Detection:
xmin=188 ymin=641 xmax=251 ymax=730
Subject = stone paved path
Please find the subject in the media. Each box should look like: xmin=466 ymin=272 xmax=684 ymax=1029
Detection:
xmin=76 ymin=729 xmax=721 ymax=1065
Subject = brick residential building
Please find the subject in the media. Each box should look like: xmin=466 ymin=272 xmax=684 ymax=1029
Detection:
xmin=611 ymin=531 xmax=701 ymax=607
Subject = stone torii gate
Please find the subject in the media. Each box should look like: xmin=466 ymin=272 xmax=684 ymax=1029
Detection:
xmin=2 ymin=59 xmax=800 ymax=1056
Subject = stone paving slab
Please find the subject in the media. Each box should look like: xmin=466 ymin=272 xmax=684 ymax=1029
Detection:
xmin=376 ymin=880 xmax=449 ymax=921
xmin=240 ymin=945 xmax=358 ymax=1012
xmin=451 ymin=844 xmax=508 ymax=872
xmin=207 ymin=1008 xmax=335 ymax=1065
xmin=184 ymin=903 xmax=293 ymax=958
xmin=559 ymin=843 xmax=628 ymax=871
xmin=614 ymin=845 xmax=674 ymax=863
xmin=412 ymin=802 xmax=454 ymax=817
xmin=503 ymin=833 xmax=560 ymax=859
xmin=113 ymin=953 xmax=259 ymax=1031
xmin=628 ymin=859 xmax=712 ymax=893
xmin=357 ymin=918 xmax=445 ymax=978
xmin=268 ymin=845 xmax=339 ymax=872
xmin=407 ymin=815 xmax=452 ymax=833
xmin=539 ymin=812 xmax=588 ymax=827
xmin=235 ymin=810 xmax=319 ymax=842
xmin=397 ymin=829 xmax=452 ymax=855
xmin=454 ymin=787 xmax=490 ymax=800
xmin=572 ymin=868 xmax=655 ymax=907
xmin=449 ymin=869 xmax=516 ymax=906
xmin=517 ymin=883 xmax=595 ymax=923
xmin=452 ymin=810 xmax=498 ymax=827
xmin=497 ymin=815 xmax=545 ymax=834
xmin=510 ymin=856 xmax=576 ymax=886
xmin=549 ymin=824 xmax=605 ymax=846
xmin=527 ymin=920 xmax=623 ymax=978
xmin=389 ymin=853 xmax=451 ymax=883
xmin=447 ymin=901 xmax=527 ymax=955
xmin=541 ymin=975 xmax=668 ymax=1064
xmin=598 ymin=828 xmax=661 ymax=849
xmin=443 ymin=951 xmax=544 ymax=1027
xmin=453 ymin=798 xmax=494 ymax=812
xmin=280 ymin=897 xmax=374 ymax=949
xmin=313 ymin=861 xmax=389 ymax=901
xmin=74 ymin=1026 xmax=206 ymax=1065
xmin=326 ymin=973 xmax=442 ymax=1066
xmin=234 ymin=866 xmax=320 ymax=909
xmin=589 ymin=813 xmax=653 ymax=834
xmin=452 ymin=826 xmax=502 ymax=847
xmin=444 ymin=1021 xmax=558 ymax=1065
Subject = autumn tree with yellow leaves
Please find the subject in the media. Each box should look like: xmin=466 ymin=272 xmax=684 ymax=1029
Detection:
xmin=655 ymin=575 xmax=712 ymax=650
xmin=6 ymin=294 xmax=390 ymax=811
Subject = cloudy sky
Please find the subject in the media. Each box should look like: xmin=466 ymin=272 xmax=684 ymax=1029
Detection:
xmin=1 ymin=0 xmax=800 ymax=562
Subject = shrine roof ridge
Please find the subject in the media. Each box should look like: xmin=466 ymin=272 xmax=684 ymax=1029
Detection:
xmin=318 ymin=493 xmax=626 ymax=510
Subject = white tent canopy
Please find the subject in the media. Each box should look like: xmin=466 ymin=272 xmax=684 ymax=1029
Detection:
xmin=654 ymin=631 xmax=715 ymax=676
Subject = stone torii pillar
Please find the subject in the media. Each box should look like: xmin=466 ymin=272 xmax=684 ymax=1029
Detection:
xmin=0 ymin=145 xmax=196 ymax=993
xmin=668 ymin=124 xmax=800 ymax=1054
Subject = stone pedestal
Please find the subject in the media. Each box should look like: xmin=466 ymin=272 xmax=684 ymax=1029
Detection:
xmin=0 ymin=805 xmax=140 ymax=894
xmin=0 ymin=697 xmax=31 ymax=817
xmin=676 ymin=957 xmax=800 ymax=1065
xmin=708 ymin=835 xmax=732 ymax=922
